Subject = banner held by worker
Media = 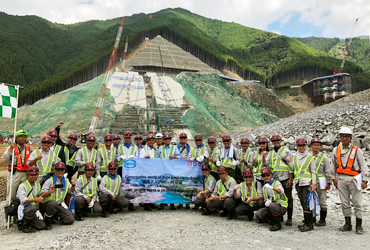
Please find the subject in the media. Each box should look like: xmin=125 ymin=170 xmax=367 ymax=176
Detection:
xmin=122 ymin=159 xmax=203 ymax=204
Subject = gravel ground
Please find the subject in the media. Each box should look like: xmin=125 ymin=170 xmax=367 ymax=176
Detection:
xmin=1 ymin=187 xmax=369 ymax=250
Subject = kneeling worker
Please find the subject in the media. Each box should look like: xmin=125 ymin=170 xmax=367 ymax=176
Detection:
xmin=99 ymin=162 xmax=129 ymax=217
xmin=193 ymin=163 xmax=216 ymax=210
xmin=74 ymin=163 xmax=102 ymax=221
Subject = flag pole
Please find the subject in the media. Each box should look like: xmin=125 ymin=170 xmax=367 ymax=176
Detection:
xmin=7 ymin=85 xmax=19 ymax=230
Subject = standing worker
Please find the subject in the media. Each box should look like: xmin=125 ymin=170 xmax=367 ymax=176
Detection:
xmin=266 ymin=134 xmax=293 ymax=226
xmin=237 ymin=137 xmax=254 ymax=183
xmin=253 ymin=136 xmax=269 ymax=185
xmin=189 ymin=133 xmax=209 ymax=164
xmin=332 ymin=127 xmax=368 ymax=234
xmin=207 ymin=136 xmax=220 ymax=180
xmin=96 ymin=134 xmax=116 ymax=181
xmin=218 ymin=135 xmax=239 ymax=179
xmin=139 ymin=134 xmax=158 ymax=158
xmin=177 ymin=132 xmax=191 ymax=160
xmin=117 ymin=131 xmax=137 ymax=175
xmin=310 ymin=137 xmax=334 ymax=226
xmin=2 ymin=129 xmax=32 ymax=202
xmin=47 ymin=130 xmax=65 ymax=164
xmin=75 ymin=134 xmax=98 ymax=177
xmin=154 ymin=133 xmax=163 ymax=149
xmin=134 ymin=134 xmax=144 ymax=158
xmin=288 ymin=138 xmax=316 ymax=232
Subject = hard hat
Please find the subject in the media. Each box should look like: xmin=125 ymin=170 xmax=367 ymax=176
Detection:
xmin=261 ymin=168 xmax=271 ymax=175
xmin=104 ymin=133 xmax=113 ymax=141
xmin=194 ymin=133 xmax=203 ymax=140
xmin=163 ymin=132 xmax=171 ymax=139
xmin=84 ymin=163 xmax=94 ymax=171
xmin=155 ymin=133 xmax=163 ymax=139
xmin=15 ymin=129 xmax=28 ymax=138
xmin=47 ymin=130 xmax=58 ymax=137
xmin=113 ymin=134 xmax=121 ymax=140
xmin=108 ymin=162 xmax=118 ymax=170
xmin=202 ymin=163 xmax=210 ymax=170
xmin=218 ymin=166 xmax=228 ymax=174
xmin=242 ymin=168 xmax=253 ymax=177
xmin=179 ymin=132 xmax=187 ymax=138
xmin=124 ymin=131 xmax=133 ymax=138
xmin=68 ymin=133 xmax=78 ymax=140
xmin=339 ymin=126 xmax=353 ymax=135
xmin=27 ymin=166 xmax=39 ymax=175
xmin=271 ymin=134 xmax=282 ymax=141
xmin=208 ymin=136 xmax=216 ymax=143
xmin=296 ymin=138 xmax=307 ymax=146
xmin=258 ymin=136 xmax=268 ymax=143
xmin=54 ymin=162 xmax=66 ymax=170
xmin=134 ymin=134 xmax=143 ymax=140
xmin=310 ymin=138 xmax=321 ymax=144
xmin=146 ymin=134 xmax=155 ymax=140
xmin=41 ymin=135 xmax=52 ymax=143
xmin=240 ymin=137 xmax=250 ymax=143
xmin=87 ymin=135 xmax=96 ymax=141
xmin=222 ymin=134 xmax=231 ymax=141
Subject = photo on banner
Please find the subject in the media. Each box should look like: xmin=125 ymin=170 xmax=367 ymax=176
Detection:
xmin=122 ymin=159 xmax=203 ymax=204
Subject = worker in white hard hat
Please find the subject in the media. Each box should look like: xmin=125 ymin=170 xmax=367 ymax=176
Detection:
xmin=332 ymin=126 xmax=368 ymax=235
xmin=154 ymin=133 xmax=163 ymax=150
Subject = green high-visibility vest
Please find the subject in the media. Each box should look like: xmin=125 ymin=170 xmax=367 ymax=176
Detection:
xmin=118 ymin=144 xmax=136 ymax=167
xmin=240 ymin=181 xmax=258 ymax=207
xmin=263 ymin=180 xmax=288 ymax=208
xmin=255 ymin=151 xmax=264 ymax=177
xmin=293 ymin=154 xmax=314 ymax=180
xmin=53 ymin=144 xmax=63 ymax=161
xmin=35 ymin=149 xmax=55 ymax=177
xmin=268 ymin=146 xmax=289 ymax=172
xmin=80 ymin=174 xmax=97 ymax=197
xmin=191 ymin=146 xmax=205 ymax=158
xmin=106 ymin=175 xmax=122 ymax=196
xmin=100 ymin=146 xmax=116 ymax=173
xmin=143 ymin=146 xmax=157 ymax=158
xmin=80 ymin=147 xmax=97 ymax=172
xmin=160 ymin=145 xmax=175 ymax=159
xmin=239 ymin=149 xmax=253 ymax=174
xmin=20 ymin=180 xmax=41 ymax=206
xmin=204 ymin=175 xmax=215 ymax=191
xmin=314 ymin=152 xmax=326 ymax=178
xmin=209 ymin=148 xmax=220 ymax=173
xmin=64 ymin=146 xmax=78 ymax=167
xmin=44 ymin=179 xmax=70 ymax=204
xmin=217 ymin=176 xmax=234 ymax=196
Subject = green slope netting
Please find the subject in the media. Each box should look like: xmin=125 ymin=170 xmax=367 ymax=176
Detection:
xmin=176 ymin=72 xmax=279 ymax=137
xmin=0 ymin=74 xmax=115 ymax=137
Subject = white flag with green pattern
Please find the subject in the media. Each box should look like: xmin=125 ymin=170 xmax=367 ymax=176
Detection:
xmin=0 ymin=84 xmax=18 ymax=118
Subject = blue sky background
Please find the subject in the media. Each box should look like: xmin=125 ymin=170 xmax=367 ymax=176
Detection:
xmin=1 ymin=0 xmax=369 ymax=39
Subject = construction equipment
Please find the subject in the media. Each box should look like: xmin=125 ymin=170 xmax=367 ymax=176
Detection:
xmin=88 ymin=17 xmax=125 ymax=134
xmin=333 ymin=18 xmax=359 ymax=75
xmin=121 ymin=36 xmax=129 ymax=72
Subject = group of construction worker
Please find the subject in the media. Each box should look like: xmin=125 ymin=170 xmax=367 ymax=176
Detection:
xmin=3 ymin=122 xmax=368 ymax=235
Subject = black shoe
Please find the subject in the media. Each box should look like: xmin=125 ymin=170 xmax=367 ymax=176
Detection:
xmin=185 ymin=204 xmax=190 ymax=209
xmin=286 ymin=219 xmax=292 ymax=226
xmin=101 ymin=205 xmax=108 ymax=218
xmin=128 ymin=203 xmax=136 ymax=211
xmin=339 ymin=217 xmax=352 ymax=232
xmin=247 ymin=214 xmax=254 ymax=221
xmin=202 ymin=209 xmax=211 ymax=216
xmin=150 ymin=204 xmax=158 ymax=209
xmin=158 ymin=204 xmax=165 ymax=210
xmin=144 ymin=204 xmax=152 ymax=211
xmin=170 ymin=204 xmax=176 ymax=210
xmin=227 ymin=213 xmax=236 ymax=220
xmin=44 ymin=216 xmax=53 ymax=230
xmin=75 ymin=214 xmax=84 ymax=221
xmin=177 ymin=204 xmax=183 ymax=209
xmin=356 ymin=218 xmax=363 ymax=235
xmin=269 ymin=223 xmax=282 ymax=231
xmin=315 ymin=220 xmax=326 ymax=226
xmin=299 ymin=213 xmax=314 ymax=232
xmin=192 ymin=205 xmax=199 ymax=211
xmin=220 ymin=210 xmax=228 ymax=217
xmin=22 ymin=225 xmax=36 ymax=233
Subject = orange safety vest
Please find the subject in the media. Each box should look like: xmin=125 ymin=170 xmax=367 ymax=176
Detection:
xmin=336 ymin=145 xmax=359 ymax=176
xmin=8 ymin=145 xmax=31 ymax=171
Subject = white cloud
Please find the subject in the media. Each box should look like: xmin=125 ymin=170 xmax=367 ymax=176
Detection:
xmin=1 ymin=0 xmax=369 ymax=38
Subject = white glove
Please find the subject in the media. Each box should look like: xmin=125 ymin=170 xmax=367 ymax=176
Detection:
xmin=196 ymin=156 xmax=204 ymax=162
xmin=35 ymin=210 xmax=43 ymax=220
xmin=190 ymin=157 xmax=195 ymax=161
xmin=96 ymin=175 xmax=102 ymax=182
xmin=61 ymin=202 xmax=68 ymax=210
xmin=88 ymin=201 xmax=94 ymax=208
xmin=265 ymin=199 xmax=272 ymax=207
xmin=231 ymin=160 xmax=237 ymax=166
xmin=63 ymin=173 xmax=68 ymax=178
xmin=128 ymin=155 xmax=134 ymax=159
xmin=216 ymin=160 xmax=221 ymax=167
xmin=264 ymin=183 xmax=273 ymax=190
xmin=120 ymin=155 xmax=127 ymax=161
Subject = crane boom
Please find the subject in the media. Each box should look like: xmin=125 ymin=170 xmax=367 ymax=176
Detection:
xmin=88 ymin=16 xmax=125 ymax=133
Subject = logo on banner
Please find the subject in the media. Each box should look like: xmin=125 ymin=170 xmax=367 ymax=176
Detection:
xmin=187 ymin=161 xmax=200 ymax=167
xmin=124 ymin=160 xmax=137 ymax=169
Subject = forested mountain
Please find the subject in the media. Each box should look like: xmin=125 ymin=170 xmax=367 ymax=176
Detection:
xmin=0 ymin=8 xmax=366 ymax=106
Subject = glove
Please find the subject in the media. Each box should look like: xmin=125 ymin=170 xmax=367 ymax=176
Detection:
xmin=196 ymin=156 xmax=204 ymax=162
xmin=96 ymin=175 xmax=102 ymax=182
xmin=265 ymin=199 xmax=272 ymax=207
xmin=63 ymin=173 xmax=68 ymax=178
xmin=128 ymin=155 xmax=134 ymax=159
xmin=35 ymin=210 xmax=43 ymax=220
xmin=61 ymin=202 xmax=68 ymax=210
xmin=231 ymin=160 xmax=237 ymax=166
xmin=190 ymin=157 xmax=195 ymax=161
xmin=216 ymin=160 xmax=221 ymax=167
xmin=88 ymin=201 xmax=94 ymax=208
xmin=264 ymin=184 xmax=273 ymax=190
xmin=120 ymin=155 xmax=127 ymax=161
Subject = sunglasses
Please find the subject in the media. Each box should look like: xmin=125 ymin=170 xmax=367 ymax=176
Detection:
xmin=195 ymin=139 xmax=202 ymax=142
xmin=164 ymin=138 xmax=171 ymax=140
xmin=271 ymin=140 xmax=281 ymax=142
xmin=202 ymin=169 xmax=209 ymax=171
xmin=244 ymin=176 xmax=253 ymax=178
xmin=208 ymin=142 xmax=215 ymax=144
xmin=262 ymin=174 xmax=270 ymax=177
xmin=105 ymin=140 xmax=112 ymax=142
xmin=223 ymin=140 xmax=231 ymax=143
xmin=259 ymin=142 xmax=267 ymax=145
xmin=55 ymin=169 xmax=65 ymax=172
xmin=241 ymin=142 xmax=249 ymax=145
xmin=180 ymin=137 xmax=187 ymax=139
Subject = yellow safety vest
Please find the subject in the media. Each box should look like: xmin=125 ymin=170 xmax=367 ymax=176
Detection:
xmin=80 ymin=174 xmax=97 ymax=197
xmin=263 ymin=180 xmax=288 ymax=208
xmin=100 ymin=146 xmax=116 ymax=173
xmin=240 ymin=181 xmax=258 ymax=207
xmin=34 ymin=149 xmax=55 ymax=177
xmin=293 ymin=154 xmax=314 ymax=180
xmin=21 ymin=180 xmax=41 ymax=206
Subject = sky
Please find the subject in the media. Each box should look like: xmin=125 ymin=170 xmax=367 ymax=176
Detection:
xmin=1 ymin=0 xmax=370 ymax=38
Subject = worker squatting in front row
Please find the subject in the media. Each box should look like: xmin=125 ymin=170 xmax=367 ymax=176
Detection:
xmin=2 ymin=124 xmax=367 ymax=234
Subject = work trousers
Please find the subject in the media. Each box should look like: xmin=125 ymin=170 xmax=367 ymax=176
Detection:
xmin=193 ymin=193 xmax=211 ymax=207
xmin=40 ymin=200 xmax=74 ymax=225
xmin=99 ymin=193 xmax=130 ymax=209
xmin=75 ymin=196 xmax=102 ymax=214
xmin=235 ymin=200 xmax=264 ymax=216
xmin=281 ymin=179 xmax=293 ymax=208
xmin=23 ymin=205 xmax=45 ymax=230
xmin=296 ymin=184 xmax=310 ymax=212
xmin=255 ymin=202 xmax=287 ymax=221
xmin=337 ymin=174 xmax=363 ymax=218
xmin=7 ymin=170 xmax=27 ymax=202
xmin=317 ymin=181 xmax=328 ymax=210
xmin=207 ymin=197 xmax=234 ymax=213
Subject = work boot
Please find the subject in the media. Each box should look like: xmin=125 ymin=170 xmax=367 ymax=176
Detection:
xmin=17 ymin=220 xmax=23 ymax=231
xmin=185 ymin=204 xmax=190 ymax=209
xmin=356 ymin=218 xmax=363 ymax=235
xmin=149 ymin=204 xmax=157 ymax=209
xmin=177 ymin=204 xmax=183 ymax=209
xmin=101 ymin=205 xmax=108 ymax=218
xmin=192 ymin=205 xmax=199 ymax=211
xmin=75 ymin=210 xmax=84 ymax=221
xmin=143 ymin=204 xmax=152 ymax=211
xmin=220 ymin=209 xmax=228 ymax=217
xmin=128 ymin=203 xmax=136 ymax=211
xmin=286 ymin=207 xmax=293 ymax=226
xmin=22 ymin=218 xmax=36 ymax=233
xmin=247 ymin=213 xmax=254 ymax=221
xmin=227 ymin=212 xmax=236 ymax=220
xmin=299 ymin=212 xmax=314 ymax=232
xmin=158 ymin=204 xmax=164 ymax=210
xmin=339 ymin=217 xmax=352 ymax=232
xmin=269 ymin=214 xmax=282 ymax=231
xmin=315 ymin=210 xmax=327 ymax=226
xmin=44 ymin=216 xmax=53 ymax=230
xmin=170 ymin=204 xmax=176 ymax=210
xmin=202 ymin=208 xmax=211 ymax=216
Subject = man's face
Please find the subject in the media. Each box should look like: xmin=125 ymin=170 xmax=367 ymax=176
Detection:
xmin=241 ymin=142 xmax=249 ymax=150
xmin=105 ymin=139 xmax=112 ymax=147
xmin=135 ymin=138 xmax=143 ymax=146
xmin=202 ymin=168 xmax=209 ymax=176
xmin=55 ymin=168 xmax=65 ymax=178
xmin=16 ymin=135 xmax=27 ymax=145
xmin=180 ymin=136 xmax=187 ymax=145
xmin=86 ymin=140 xmax=95 ymax=148
xmin=28 ymin=174 xmax=38 ymax=183
xmin=156 ymin=138 xmax=163 ymax=145
xmin=68 ymin=137 xmax=77 ymax=146
xmin=147 ymin=139 xmax=154 ymax=147
xmin=219 ymin=172 xmax=228 ymax=181
xmin=195 ymin=139 xmax=202 ymax=147
xmin=223 ymin=139 xmax=231 ymax=149
xmin=124 ymin=137 xmax=131 ymax=144
xmin=50 ymin=136 xmax=57 ymax=143
xmin=85 ymin=169 xmax=94 ymax=178
xmin=208 ymin=141 xmax=215 ymax=148
xmin=310 ymin=142 xmax=322 ymax=153
xmin=41 ymin=141 xmax=52 ymax=150
xmin=164 ymin=138 xmax=171 ymax=146
xmin=340 ymin=134 xmax=352 ymax=146
xmin=297 ymin=145 xmax=306 ymax=153
xmin=272 ymin=140 xmax=281 ymax=148
xmin=109 ymin=168 xmax=117 ymax=176
xmin=113 ymin=139 xmax=120 ymax=147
